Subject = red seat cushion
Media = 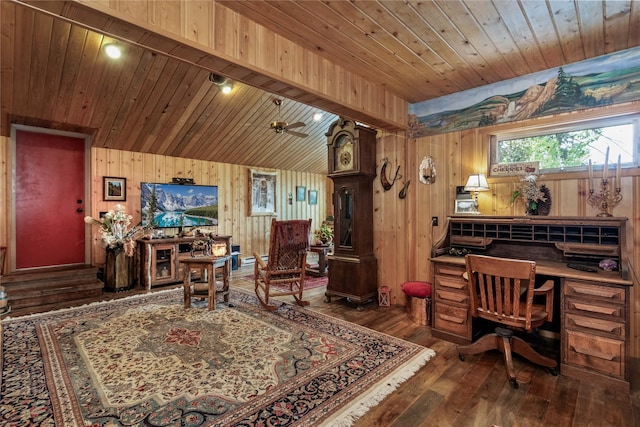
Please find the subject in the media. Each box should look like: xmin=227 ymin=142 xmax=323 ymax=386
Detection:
xmin=401 ymin=281 xmax=432 ymax=298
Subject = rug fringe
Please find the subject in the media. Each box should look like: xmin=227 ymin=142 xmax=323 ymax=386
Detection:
xmin=321 ymin=348 xmax=436 ymax=426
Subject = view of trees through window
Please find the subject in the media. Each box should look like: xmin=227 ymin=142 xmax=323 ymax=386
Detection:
xmin=496 ymin=121 xmax=636 ymax=172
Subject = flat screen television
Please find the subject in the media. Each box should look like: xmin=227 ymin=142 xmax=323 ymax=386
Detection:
xmin=141 ymin=182 xmax=218 ymax=228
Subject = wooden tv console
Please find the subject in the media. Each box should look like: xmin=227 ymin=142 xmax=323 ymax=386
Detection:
xmin=431 ymin=215 xmax=633 ymax=391
xmin=137 ymin=235 xmax=232 ymax=290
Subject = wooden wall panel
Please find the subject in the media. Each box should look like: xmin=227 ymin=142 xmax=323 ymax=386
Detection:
xmin=374 ymin=134 xmax=407 ymax=305
xmin=0 ymin=136 xmax=9 ymax=266
xmin=398 ymin=102 xmax=640 ymax=358
xmin=86 ymin=147 xmax=328 ymax=267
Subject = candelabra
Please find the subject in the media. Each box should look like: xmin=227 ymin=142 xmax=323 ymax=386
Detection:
xmin=587 ymin=178 xmax=622 ymax=217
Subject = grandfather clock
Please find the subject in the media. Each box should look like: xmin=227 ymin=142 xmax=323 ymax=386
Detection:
xmin=325 ymin=117 xmax=377 ymax=305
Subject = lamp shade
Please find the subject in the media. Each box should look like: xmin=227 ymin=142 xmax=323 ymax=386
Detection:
xmin=464 ymin=174 xmax=489 ymax=192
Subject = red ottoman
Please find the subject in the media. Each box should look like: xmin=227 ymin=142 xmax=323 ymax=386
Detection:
xmin=401 ymin=281 xmax=432 ymax=326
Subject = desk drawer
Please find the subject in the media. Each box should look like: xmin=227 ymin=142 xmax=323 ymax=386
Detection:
xmin=565 ymin=297 xmax=624 ymax=320
xmin=565 ymin=313 xmax=625 ymax=339
xmin=434 ymin=264 xmax=466 ymax=277
xmin=434 ymin=274 xmax=468 ymax=291
xmin=564 ymin=330 xmax=624 ymax=379
xmin=564 ymin=280 xmax=625 ymax=304
xmin=435 ymin=288 xmax=469 ymax=305
xmin=433 ymin=302 xmax=470 ymax=337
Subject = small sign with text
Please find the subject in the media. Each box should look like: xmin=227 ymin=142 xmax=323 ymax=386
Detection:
xmin=490 ymin=161 xmax=540 ymax=177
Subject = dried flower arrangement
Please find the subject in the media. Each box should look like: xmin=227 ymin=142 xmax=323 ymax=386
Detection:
xmin=511 ymin=174 xmax=551 ymax=215
xmin=84 ymin=204 xmax=144 ymax=256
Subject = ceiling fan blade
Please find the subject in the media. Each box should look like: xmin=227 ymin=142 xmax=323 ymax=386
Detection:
xmin=285 ymin=121 xmax=306 ymax=130
xmin=287 ymin=130 xmax=308 ymax=138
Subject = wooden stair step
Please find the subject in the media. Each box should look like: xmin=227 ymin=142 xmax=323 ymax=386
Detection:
xmin=1 ymin=265 xmax=106 ymax=310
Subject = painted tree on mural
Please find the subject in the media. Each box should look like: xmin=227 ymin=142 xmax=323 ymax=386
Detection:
xmin=539 ymin=67 xmax=602 ymax=114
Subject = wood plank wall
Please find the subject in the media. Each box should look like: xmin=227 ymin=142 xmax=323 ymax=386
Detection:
xmin=88 ymin=147 xmax=330 ymax=266
xmin=395 ymin=101 xmax=640 ymax=357
xmin=0 ymin=138 xmax=329 ymax=270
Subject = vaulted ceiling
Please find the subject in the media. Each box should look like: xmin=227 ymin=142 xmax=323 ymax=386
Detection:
xmin=2 ymin=1 xmax=639 ymax=174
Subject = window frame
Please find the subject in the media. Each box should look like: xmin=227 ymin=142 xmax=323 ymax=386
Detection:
xmin=489 ymin=113 xmax=640 ymax=177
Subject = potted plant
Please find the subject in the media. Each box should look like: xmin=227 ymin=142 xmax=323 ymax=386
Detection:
xmin=313 ymin=224 xmax=334 ymax=245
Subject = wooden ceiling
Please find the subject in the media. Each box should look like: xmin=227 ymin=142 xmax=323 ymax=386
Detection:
xmin=2 ymin=1 xmax=639 ymax=174
xmin=221 ymin=0 xmax=640 ymax=104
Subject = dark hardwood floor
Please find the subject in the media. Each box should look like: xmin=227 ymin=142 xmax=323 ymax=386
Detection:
xmin=3 ymin=264 xmax=639 ymax=426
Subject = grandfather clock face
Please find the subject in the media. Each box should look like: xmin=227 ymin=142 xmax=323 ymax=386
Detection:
xmin=334 ymin=134 xmax=354 ymax=172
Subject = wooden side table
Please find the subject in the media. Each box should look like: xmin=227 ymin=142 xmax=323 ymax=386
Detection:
xmin=181 ymin=255 xmax=231 ymax=310
xmin=307 ymin=245 xmax=332 ymax=277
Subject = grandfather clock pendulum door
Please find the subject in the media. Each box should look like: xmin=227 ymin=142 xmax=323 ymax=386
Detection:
xmin=325 ymin=117 xmax=377 ymax=305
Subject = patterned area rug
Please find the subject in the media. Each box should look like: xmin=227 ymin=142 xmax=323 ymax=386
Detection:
xmin=1 ymin=288 xmax=434 ymax=426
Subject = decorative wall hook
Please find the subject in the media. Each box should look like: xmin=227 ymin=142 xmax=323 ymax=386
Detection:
xmin=380 ymin=158 xmax=402 ymax=191
xmin=399 ymin=180 xmax=411 ymax=199
xmin=419 ymin=156 xmax=436 ymax=184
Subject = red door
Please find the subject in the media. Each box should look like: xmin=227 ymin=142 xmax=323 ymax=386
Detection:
xmin=15 ymin=130 xmax=87 ymax=269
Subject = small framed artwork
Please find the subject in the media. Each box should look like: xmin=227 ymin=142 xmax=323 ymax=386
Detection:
xmin=308 ymin=190 xmax=318 ymax=205
xmin=103 ymin=177 xmax=126 ymax=201
xmin=296 ymin=186 xmax=306 ymax=201
xmin=250 ymin=169 xmax=277 ymax=216
xmin=454 ymin=199 xmax=476 ymax=214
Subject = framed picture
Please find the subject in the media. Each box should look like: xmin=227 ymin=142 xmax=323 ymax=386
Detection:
xmin=308 ymin=190 xmax=318 ymax=205
xmin=296 ymin=186 xmax=306 ymax=201
xmin=103 ymin=177 xmax=126 ymax=201
xmin=454 ymin=199 xmax=476 ymax=214
xmin=250 ymin=169 xmax=277 ymax=216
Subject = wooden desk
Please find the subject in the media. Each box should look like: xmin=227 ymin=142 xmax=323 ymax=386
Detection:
xmin=431 ymin=216 xmax=633 ymax=391
xmin=307 ymin=245 xmax=332 ymax=277
xmin=181 ymin=255 xmax=231 ymax=310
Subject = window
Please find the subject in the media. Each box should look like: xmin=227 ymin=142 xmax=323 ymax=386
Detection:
xmin=490 ymin=115 xmax=639 ymax=176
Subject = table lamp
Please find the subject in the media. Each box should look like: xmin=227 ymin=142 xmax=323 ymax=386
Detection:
xmin=464 ymin=174 xmax=490 ymax=214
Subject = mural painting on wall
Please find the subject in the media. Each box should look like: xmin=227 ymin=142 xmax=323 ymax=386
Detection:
xmin=408 ymin=47 xmax=640 ymax=138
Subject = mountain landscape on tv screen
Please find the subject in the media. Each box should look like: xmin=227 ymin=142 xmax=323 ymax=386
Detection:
xmin=141 ymin=183 xmax=218 ymax=227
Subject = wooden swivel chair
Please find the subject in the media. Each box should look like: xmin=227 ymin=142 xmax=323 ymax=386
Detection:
xmin=254 ymin=219 xmax=312 ymax=310
xmin=457 ymin=254 xmax=557 ymax=388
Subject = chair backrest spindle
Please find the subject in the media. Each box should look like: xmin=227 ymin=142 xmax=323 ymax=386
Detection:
xmin=466 ymin=254 xmax=537 ymax=331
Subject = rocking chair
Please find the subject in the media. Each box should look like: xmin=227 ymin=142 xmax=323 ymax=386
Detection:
xmin=253 ymin=219 xmax=312 ymax=310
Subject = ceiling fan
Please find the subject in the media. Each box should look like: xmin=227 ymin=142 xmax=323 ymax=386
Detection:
xmin=270 ymin=99 xmax=308 ymax=138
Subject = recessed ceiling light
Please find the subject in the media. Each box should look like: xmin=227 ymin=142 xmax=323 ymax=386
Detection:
xmin=313 ymin=112 xmax=323 ymax=122
xmin=104 ymin=43 xmax=121 ymax=59
xmin=221 ymin=82 xmax=234 ymax=94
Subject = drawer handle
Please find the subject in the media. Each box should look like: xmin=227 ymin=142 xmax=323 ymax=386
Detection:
xmin=438 ymin=314 xmax=464 ymax=324
xmin=570 ymin=318 xmax=620 ymax=333
xmin=571 ymin=346 xmax=616 ymax=361
xmin=572 ymin=303 xmax=617 ymax=316
xmin=571 ymin=287 xmax=620 ymax=299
